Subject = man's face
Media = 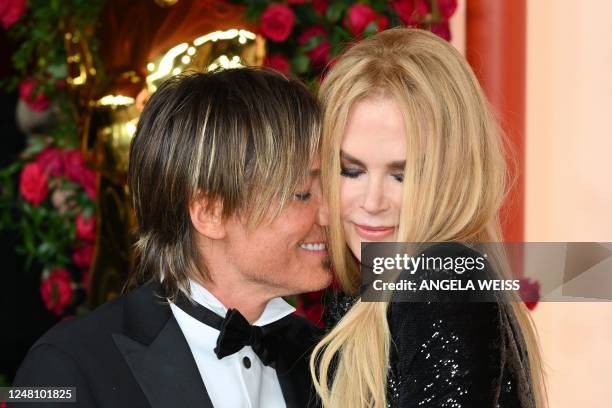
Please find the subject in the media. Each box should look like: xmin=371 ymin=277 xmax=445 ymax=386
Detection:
xmin=221 ymin=160 xmax=331 ymax=297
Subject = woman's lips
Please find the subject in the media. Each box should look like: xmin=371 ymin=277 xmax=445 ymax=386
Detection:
xmin=353 ymin=224 xmax=396 ymax=240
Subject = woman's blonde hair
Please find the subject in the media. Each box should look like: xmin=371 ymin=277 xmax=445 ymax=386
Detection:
xmin=310 ymin=28 xmax=546 ymax=407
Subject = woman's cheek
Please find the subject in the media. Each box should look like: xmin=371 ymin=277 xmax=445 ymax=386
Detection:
xmin=340 ymin=178 xmax=363 ymax=216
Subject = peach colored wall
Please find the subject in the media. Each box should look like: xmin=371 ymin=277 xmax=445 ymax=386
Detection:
xmin=526 ymin=0 xmax=612 ymax=407
xmin=449 ymin=0 xmax=466 ymax=55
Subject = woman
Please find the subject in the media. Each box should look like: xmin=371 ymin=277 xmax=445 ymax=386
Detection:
xmin=310 ymin=28 xmax=546 ymax=407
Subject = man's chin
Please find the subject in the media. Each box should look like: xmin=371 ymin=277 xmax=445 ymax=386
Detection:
xmin=292 ymin=269 xmax=332 ymax=295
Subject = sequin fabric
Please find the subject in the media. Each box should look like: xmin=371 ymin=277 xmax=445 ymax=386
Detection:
xmin=324 ymin=291 xmax=528 ymax=408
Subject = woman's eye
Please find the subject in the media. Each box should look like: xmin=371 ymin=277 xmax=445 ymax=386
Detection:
xmin=340 ymin=167 xmax=364 ymax=178
xmin=392 ymin=173 xmax=404 ymax=183
xmin=293 ymin=192 xmax=312 ymax=201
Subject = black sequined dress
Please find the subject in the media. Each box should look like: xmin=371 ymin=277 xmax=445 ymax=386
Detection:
xmin=323 ymin=244 xmax=535 ymax=408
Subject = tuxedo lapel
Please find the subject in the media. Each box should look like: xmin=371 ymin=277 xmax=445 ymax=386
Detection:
xmin=275 ymin=353 xmax=311 ymax=408
xmin=272 ymin=316 xmax=324 ymax=408
xmin=113 ymin=281 xmax=213 ymax=408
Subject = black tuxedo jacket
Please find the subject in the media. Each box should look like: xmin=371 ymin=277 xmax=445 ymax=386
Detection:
xmin=11 ymin=281 xmax=323 ymax=408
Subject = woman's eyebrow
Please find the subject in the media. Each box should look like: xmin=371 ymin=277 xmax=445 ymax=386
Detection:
xmin=387 ymin=161 xmax=406 ymax=171
xmin=341 ymin=150 xmax=405 ymax=171
xmin=340 ymin=150 xmax=365 ymax=166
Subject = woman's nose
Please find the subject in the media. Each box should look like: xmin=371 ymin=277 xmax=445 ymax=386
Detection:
xmin=361 ymin=178 xmax=388 ymax=214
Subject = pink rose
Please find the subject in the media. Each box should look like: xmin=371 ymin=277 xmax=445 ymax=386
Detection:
xmin=19 ymin=78 xmax=51 ymax=112
xmin=518 ymin=277 xmax=540 ymax=311
xmin=438 ymin=0 xmax=458 ymax=20
xmin=344 ymin=4 xmax=388 ymax=37
xmin=72 ymin=243 xmax=94 ymax=270
xmin=312 ymin=0 xmax=329 ymax=16
xmin=260 ymin=4 xmax=295 ymax=42
xmin=298 ymin=26 xmax=331 ymax=68
xmin=391 ymin=0 xmax=428 ymax=25
xmin=0 ymin=0 xmax=26 ymax=29
xmin=40 ymin=268 xmax=73 ymax=316
xmin=264 ymin=54 xmax=290 ymax=75
xmin=76 ymin=213 xmax=96 ymax=241
xmin=36 ymin=147 xmax=64 ymax=177
xmin=51 ymin=188 xmax=75 ymax=214
xmin=19 ymin=163 xmax=48 ymax=206
xmin=430 ymin=21 xmax=451 ymax=41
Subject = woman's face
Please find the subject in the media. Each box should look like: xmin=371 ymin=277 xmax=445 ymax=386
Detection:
xmin=340 ymin=97 xmax=406 ymax=261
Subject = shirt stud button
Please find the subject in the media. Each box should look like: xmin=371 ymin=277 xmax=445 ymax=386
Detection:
xmin=243 ymin=356 xmax=251 ymax=369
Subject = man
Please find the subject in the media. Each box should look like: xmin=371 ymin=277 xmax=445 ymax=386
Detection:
xmin=11 ymin=68 xmax=331 ymax=408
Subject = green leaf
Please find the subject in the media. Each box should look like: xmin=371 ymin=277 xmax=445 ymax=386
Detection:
xmin=326 ymin=1 xmax=347 ymax=23
xmin=363 ymin=21 xmax=379 ymax=37
xmin=299 ymin=35 xmax=324 ymax=53
xmin=291 ymin=53 xmax=311 ymax=75
xmin=47 ymin=63 xmax=68 ymax=79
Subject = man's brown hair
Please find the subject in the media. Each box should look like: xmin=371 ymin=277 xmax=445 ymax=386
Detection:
xmin=127 ymin=68 xmax=320 ymax=298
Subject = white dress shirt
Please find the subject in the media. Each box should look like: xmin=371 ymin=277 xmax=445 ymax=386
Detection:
xmin=169 ymin=279 xmax=295 ymax=408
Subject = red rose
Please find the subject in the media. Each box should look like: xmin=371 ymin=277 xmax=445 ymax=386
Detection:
xmin=312 ymin=0 xmax=329 ymax=16
xmin=19 ymin=163 xmax=48 ymax=206
xmin=76 ymin=213 xmax=96 ymax=241
xmin=36 ymin=147 xmax=64 ymax=177
xmin=430 ymin=21 xmax=451 ymax=41
xmin=438 ymin=0 xmax=458 ymax=19
xmin=296 ymin=293 xmax=325 ymax=328
xmin=518 ymin=277 xmax=540 ymax=311
xmin=40 ymin=268 xmax=73 ymax=316
xmin=72 ymin=243 xmax=94 ymax=269
xmin=19 ymin=78 xmax=51 ymax=112
xmin=298 ymin=26 xmax=331 ymax=67
xmin=260 ymin=4 xmax=295 ymax=42
xmin=264 ymin=54 xmax=291 ymax=75
xmin=63 ymin=149 xmax=85 ymax=183
xmin=391 ymin=0 xmax=428 ymax=25
xmin=63 ymin=149 xmax=97 ymax=198
xmin=344 ymin=4 xmax=388 ymax=37
xmin=287 ymin=0 xmax=308 ymax=4
xmin=0 ymin=0 xmax=26 ymax=29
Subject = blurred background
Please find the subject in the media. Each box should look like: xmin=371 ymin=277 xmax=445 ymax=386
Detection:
xmin=0 ymin=1 xmax=610 ymax=406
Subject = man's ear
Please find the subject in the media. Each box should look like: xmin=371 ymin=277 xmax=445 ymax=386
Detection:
xmin=189 ymin=195 xmax=226 ymax=240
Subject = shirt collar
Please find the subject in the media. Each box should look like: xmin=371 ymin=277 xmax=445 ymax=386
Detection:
xmin=188 ymin=279 xmax=296 ymax=327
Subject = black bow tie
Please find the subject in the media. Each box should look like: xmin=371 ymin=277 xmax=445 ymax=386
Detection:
xmin=174 ymin=294 xmax=291 ymax=367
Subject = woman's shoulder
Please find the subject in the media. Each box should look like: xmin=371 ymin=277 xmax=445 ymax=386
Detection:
xmin=386 ymin=300 xmax=508 ymax=406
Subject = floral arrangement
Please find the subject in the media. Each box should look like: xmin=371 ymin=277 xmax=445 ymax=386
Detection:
xmin=241 ymin=0 xmax=457 ymax=84
xmin=1 ymin=136 xmax=97 ymax=316
xmin=0 ymin=0 xmax=457 ymax=320
xmin=0 ymin=0 xmax=104 ymax=316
